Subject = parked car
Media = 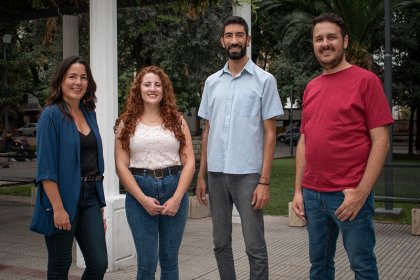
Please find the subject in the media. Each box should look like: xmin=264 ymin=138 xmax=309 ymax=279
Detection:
xmin=277 ymin=127 xmax=300 ymax=143
xmin=284 ymin=132 xmax=300 ymax=146
xmin=17 ymin=123 xmax=37 ymax=136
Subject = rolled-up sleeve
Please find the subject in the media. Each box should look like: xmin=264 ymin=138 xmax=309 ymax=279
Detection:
xmin=36 ymin=109 xmax=59 ymax=183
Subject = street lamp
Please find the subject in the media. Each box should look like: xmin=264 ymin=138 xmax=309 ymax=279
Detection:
xmin=2 ymin=34 xmax=11 ymax=135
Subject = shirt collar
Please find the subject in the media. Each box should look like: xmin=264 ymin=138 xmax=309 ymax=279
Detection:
xmin=220 ymin=58 xmax=254 ymax=77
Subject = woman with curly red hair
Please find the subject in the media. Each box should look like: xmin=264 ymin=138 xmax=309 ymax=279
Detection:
xmin=114 ymin=65 xmax=195 ymax=279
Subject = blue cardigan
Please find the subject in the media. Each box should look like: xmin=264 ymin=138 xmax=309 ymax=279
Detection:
xmin=35 ymin=104 xmax=106 ymax=225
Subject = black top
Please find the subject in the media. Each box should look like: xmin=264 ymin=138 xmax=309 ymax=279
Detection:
xmin=79 ymin=130 xmax=99 ymax=176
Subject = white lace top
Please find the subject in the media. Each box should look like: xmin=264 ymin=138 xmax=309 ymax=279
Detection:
xmin=129 ymin=122 xmax=181 ymax=169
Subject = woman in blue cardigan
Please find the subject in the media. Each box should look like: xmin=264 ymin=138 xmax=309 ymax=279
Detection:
xmin=30 ymin=55 xmax=107 ymax=279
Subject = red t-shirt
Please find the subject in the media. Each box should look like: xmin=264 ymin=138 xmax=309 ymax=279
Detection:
xmin=301 ymin=66 xmax=393 ymax=192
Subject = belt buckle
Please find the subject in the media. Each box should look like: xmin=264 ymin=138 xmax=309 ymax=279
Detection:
xmin=153 ymin=169 xmax=164 ymax=179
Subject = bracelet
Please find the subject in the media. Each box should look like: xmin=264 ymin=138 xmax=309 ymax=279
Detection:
xmin=259 ymin=176 xmax=270 ymax=184
xmin=172 ymin=196 xmax=181 ymax=204
xmin=258 ymin=182 xmax=270 ymax=186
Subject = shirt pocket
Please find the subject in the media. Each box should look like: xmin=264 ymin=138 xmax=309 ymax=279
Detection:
xmin=233 ymin=93 xmax=260 ymax=117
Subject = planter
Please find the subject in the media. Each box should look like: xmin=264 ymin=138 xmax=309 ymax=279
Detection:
xmin=188 ymin=195 xmax=210 ymax=218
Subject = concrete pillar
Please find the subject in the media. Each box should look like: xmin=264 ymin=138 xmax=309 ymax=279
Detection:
xmin=288 ymin=202 xmax=306 ymax=227
xmin=62 ymin=15 xmax=79 ymax=57
xmin=81 ymin=0 xmax=136 ymax=271
xmin=231 ymin=2 xmax=252 ymax=224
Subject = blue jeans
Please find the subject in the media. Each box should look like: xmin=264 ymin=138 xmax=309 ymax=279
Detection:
xmin=208 ymin=172 xmax=268 ymax=280
xmin=303 ymin=188 xmax=378 ymax=280
xmin=45 ymin=182 xmax=108 ymax=280
xmin=126 ymin=171 xmax=188 ymax=280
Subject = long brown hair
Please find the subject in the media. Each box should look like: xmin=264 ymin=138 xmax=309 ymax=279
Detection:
xmin=44 ymin=55 xmax=97 ymax=119
xmin=114 ymin=66 xmax=185 ymax=151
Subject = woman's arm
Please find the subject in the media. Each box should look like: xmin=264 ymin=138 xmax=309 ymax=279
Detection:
xmin=162 ymin=117 xmax=195 ymax=215
xmin=43 ymin=180 xmax=71 ymax=231
xmin=114 ymin=122 xmax=164 ymax=215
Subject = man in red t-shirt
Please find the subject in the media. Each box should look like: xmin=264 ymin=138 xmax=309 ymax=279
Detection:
xmin=292 ymin=13 xmax=393 ymax=280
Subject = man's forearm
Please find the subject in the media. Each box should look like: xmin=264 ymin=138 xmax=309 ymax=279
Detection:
xmin=260 ymin=119 xmax=277 ymax=183
xmin=198 ymin=121 xmax=209 ymax=179
xmin=295 ymin=135 xmax=305 ymax=193
xmin=356 ymin=126 xmax=390 ymax=197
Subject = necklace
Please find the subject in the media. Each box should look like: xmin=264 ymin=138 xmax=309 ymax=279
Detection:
xmin=141 ymin=116 xmax=162 ymax=123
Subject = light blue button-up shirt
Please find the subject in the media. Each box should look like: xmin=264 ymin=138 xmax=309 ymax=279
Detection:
xmin=198 ymin=59 xmax=283 ymax=174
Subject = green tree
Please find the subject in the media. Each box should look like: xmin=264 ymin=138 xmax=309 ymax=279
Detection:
xmin=116 ymin=0 xmax=232 ymax=114
xmin=0 ymin=18 xmax=61 ymax=134
xmin=261 ymin=0 xmax=409 ymax=70
xmin=390 ymin=9 xmax=420 ymax=154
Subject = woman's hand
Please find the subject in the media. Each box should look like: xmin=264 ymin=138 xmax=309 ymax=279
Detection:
xmin=162 ymin=197 xmax=181 ymax=216
xmin=53 ymin=207 xmax=71 ymax=231
xmin=101 ymin=208 xmax=107 ymax=234
xmin=141 ymin=196 xmax=165 ymax=216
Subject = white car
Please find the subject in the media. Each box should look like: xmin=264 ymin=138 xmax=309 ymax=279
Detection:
xmin=17 ymin=123 xmax=37 ymax=136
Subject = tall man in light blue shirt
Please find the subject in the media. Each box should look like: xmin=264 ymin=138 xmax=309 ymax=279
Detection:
xmin=196 ymin=16 xmax=283 ymax=280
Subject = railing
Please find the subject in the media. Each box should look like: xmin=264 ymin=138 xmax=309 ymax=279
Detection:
xmin=375 ymin=163 xmax=420 ymax=209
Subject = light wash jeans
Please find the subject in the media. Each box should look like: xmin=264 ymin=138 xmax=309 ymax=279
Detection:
xmin=126 ymin=171 xmax=188 ymax=280
xmin=303 ymin=188 xmax=378 ymax=280
xmin=45 ymin=182 xmax=108 ymax=280
xmin=208 ymin=172 xmax=268 ymax=280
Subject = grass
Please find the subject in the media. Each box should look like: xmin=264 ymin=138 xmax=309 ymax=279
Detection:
xmin=374 ymin=202 xmax=417 ymax=224
xmin=1 ymin=155 xmax=418 ymax=224
xmin=0 ymin=183 xmax=33 ymax=196
xmin=265 ymin=157 xmax=296 ymax=216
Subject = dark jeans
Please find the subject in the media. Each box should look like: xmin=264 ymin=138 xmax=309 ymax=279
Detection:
xmin=45 ymin=182 xmax=108 ymax=280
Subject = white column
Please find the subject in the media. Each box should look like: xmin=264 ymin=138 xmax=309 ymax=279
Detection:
xmin=231 ymin=2 xmax=252 ymax=224
xmin=62 ymin=15 xmax=79 ymax=57
xmin=80 ymin=0 xmax=136 ymax=271
xmin=232 ymin=3 xmax=252 ymax=58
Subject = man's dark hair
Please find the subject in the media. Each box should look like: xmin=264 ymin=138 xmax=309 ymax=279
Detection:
xmin=222 ymin=16 xmax=249 ymax=37
xmin=312 ymin=13 xmax=347 ymax=38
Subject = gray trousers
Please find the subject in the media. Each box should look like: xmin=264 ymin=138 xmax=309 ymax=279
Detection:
xmin=208 ymin=172 xmax=269 ymax=280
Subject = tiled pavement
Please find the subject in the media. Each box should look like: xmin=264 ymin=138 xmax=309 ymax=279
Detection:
xmin=1 ymin=143 xmax=419 ymax=279
xmin=0 ymin=197 xmax=419 ymax=280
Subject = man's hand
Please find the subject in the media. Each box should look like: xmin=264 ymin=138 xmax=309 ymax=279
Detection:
xmin=252 ymin=184 xmax=270 ymax=209
xmin=292 ymin=191 xmax=306 ymax=222
xmin=335 ymin=188 xmax=366 ymax=222
xmin=196 ymin=176 xmax=208 ymax=206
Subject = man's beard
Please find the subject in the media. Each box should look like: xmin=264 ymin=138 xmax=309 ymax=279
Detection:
xmin=226 ymin=45 xmax=247 ymax=60
xmin=317 ymin=47 xmax=345 ymax=70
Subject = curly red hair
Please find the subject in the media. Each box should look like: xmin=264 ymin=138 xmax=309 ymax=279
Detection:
xmin=114 ymin=66 xmax=185 ymax=152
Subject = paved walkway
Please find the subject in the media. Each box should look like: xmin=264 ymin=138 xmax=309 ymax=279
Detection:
xmin=1 ymin=143 xmax=419 ymax=279
xmin=0 ymin=196 xmax=419 ymax=280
